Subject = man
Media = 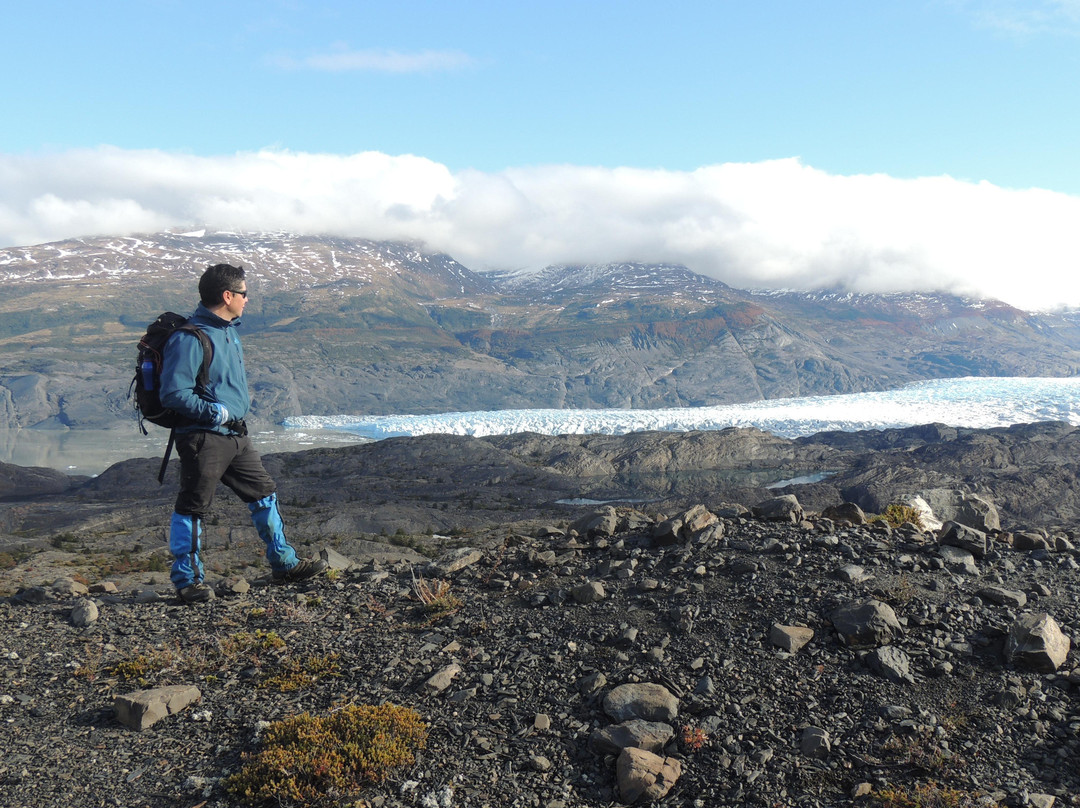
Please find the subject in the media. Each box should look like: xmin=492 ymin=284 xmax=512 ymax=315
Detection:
xmin=160 ymin=263 xmax=326 ymax=603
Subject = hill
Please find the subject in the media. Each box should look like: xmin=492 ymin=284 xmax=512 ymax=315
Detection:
xmin=1 ymin=231 xmax=1079 ymax=431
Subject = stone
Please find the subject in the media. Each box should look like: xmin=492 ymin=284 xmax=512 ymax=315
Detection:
xmin=937 ymin=545 xmax=979 ymax=575
xmin=752 ymin=494 xmax=803 ymax=523
xmin=424 ymin=663 xmax=463 ymax=694
xmin=52 ymin=577 xmax=90 ymax=597
xmin=821 ymin=502 xmax=866 ymax=525
xmin=215 ymin=577 xmax=251 ymax=596
xmin=1005 ymin=613 xmax=1070 ymax=672
xmin=89 ymin=582 xmax=119 ymax=594
xmin=603 ymin=683 xmax=679 ymax=723
xmin=939 ymin=521 xmax=988 ymax=558
xmin=590 ymin=720 xmax=675 ymax=754
xmin=1014 ymin=531 xmax=1052 ymax=552
xmin=571 ymin=506 xmax=618 ymax=538
xmin=977 ymin=585 xmax=1027 ymax=609
xmin=69 ymin=598 xmax=98 ymax=627
xmin=1026 ymin=794 xmax=1056 ymax=808
xmin=831 ymin=599 xmax=902 ymax=648
xmin=800 ymin=726 xmax=831 ymax=758
xmin=572 ymin=581 xmax=606 ymax=604
xmin=836 ymin=564 xmax=869 ymax=583
xmin=769 ymin=624 xmax=814 ymax=653
xmin=320 ymin=546 xmax=355 ymax=571
xmin=114 ymin=685 xmax=201 ymax=731
xmin=616 ymin=747 xmax=682 ymax=804
xmin=868 ymin=645 xmax=914 ymax=684
xmin=428 ymin=548 xmax=483 ymax=577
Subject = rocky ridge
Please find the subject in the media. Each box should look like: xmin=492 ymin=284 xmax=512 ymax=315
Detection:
xmin=2 ymin=466 xmax=1080 ymax=808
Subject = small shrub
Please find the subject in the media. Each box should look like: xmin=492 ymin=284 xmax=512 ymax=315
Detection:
xmin=225 ymin=703 xmax=428 ymax=805
xmin=411 ymin=570 xmax=462 ymax=616
xmin=871 ymin=504 xmax=924 ymax=529
xmin=872 ymin=781 xmax=994 ymax=808
xmin=106 ymin=649 xmax=175 ymax=682
xmin=680 ymin=724 xmax=708 ymax=751
xmin=260 ymin=654 xmax=341 ymax=692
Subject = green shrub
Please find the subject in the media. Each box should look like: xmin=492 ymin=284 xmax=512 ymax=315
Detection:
xmin=225 ymin=704 xmax=428 ymax=805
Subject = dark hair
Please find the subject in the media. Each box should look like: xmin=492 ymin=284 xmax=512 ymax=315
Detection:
xmin=199 ymin=264 xmax=246 ymax=307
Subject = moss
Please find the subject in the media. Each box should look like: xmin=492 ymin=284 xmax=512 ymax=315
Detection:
xmin=225 ymin=703 xmax=428 ymax=805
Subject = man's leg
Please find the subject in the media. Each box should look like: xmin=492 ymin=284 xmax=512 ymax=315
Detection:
xmin=171 ymin=432 xmax=237 ymax=597
xmin=224 ymin=437 xmax=325 ymax=580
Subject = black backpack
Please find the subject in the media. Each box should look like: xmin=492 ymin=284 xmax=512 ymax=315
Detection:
xmin=129 ymin=312 xmax=213 ymax=482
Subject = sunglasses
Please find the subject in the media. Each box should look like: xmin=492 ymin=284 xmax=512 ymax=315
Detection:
xmin=229 ymin=289 xmax=249 ymax=298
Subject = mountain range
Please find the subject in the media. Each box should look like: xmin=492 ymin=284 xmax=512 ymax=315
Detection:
xmin=1 ymin=230 xmax=1079 ymax=432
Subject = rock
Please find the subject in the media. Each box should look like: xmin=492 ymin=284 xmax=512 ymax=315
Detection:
xmin=1026 ymin=794 xmax=1056 ymax=808
xmin=868 ymin=646 xmax=914 ymax=684
xmin=937 ymin=545 xmax=979 ymax=575
xmin=903 ymin=496 xmax=941 ymax=531
xmin=52 ymin=577 xmax=90 ymax=597
xmin=114 ymin=685 xmax=201 ymax=731
xmin=572 ymin=581 xmax=606 ymax=604
xmin=820 ymin=502 xmax=866 ymax=525
xmin=89 ymin=582 xmax=119 ymax=594
xmin=977 ymin=585 xmax=1027 ymax=609
xmin=590 ymin=720 xmax=675 ymax=755
xmin=603 ymin=683 xmax=679 ymax=723
xmin=571 ymin=507 xmax=618 ymax=538
xmin=424 ymin=663 xmax=463 ymax=694
xmin=752 ymin=494 xmax=803 ymax=523
xmin=215 ymin=577 xmax=251 ymax=596
xmin=836 ymin=564 xmax=869 ymax=583
xmin=13 ymin=586 xmax=49 ymax=605
xmin=939 ymin=521 xmax=988 ymax=558
xmin=320 ymin=546 xmax=355 ymax=571
xmin=769 ymin=624 xmax=814 ymax=653
xmin=800 ymin=726 xmax=831 ymax=758
xmin=427 ymin=548 xmax=483 ymax=577
xmin=134 ymin=589 xmax=162 ymax=604
xmin=69 ymin=598 xmax=98 ymax=627
xmin=831 ymin=599 xmax=902 ymax=648
xmin=615 ymin=747 xmax=682 ymax=804
xmin=1005 ymin=613 xmax=1071 ymax=672
xmin=1014 ymin=531 xmax=1053 ymax=552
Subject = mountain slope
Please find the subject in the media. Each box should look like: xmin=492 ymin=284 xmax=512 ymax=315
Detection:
xmin=0 ymin=231 xmax=1078 ymax=431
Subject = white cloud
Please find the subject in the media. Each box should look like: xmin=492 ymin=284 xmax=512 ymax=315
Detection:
xmin=276 ymin=46 xmax=475 ymax=73
xmin=1 ymin=147 xmax=1078 ymax=311
xmin=958 ymin=0 xmax=1080 ymax=36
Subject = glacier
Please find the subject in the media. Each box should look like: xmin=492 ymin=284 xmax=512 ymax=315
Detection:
xmin=284 ymin=376 xmax=1080 ymax=441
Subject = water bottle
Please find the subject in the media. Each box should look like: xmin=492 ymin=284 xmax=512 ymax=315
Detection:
xmin=141 ymin=359 xmax=155 ymax=391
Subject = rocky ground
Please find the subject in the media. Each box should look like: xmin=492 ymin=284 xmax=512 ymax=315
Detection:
xmin=1 ymin=489 xmax=1078 ymax=808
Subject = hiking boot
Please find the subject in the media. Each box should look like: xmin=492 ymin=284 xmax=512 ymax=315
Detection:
xmin=178 ymin=582 xmax=215 ymax=603
xmin=272 ymin=556 xmax=328 ymax=584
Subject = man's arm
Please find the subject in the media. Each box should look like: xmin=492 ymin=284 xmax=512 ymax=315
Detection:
xmin=159 ymin=331 xmax=228 ymax=425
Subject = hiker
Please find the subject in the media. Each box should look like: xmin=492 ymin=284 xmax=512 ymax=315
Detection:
xmin=159 ymin=263 xmax=326 ymax=603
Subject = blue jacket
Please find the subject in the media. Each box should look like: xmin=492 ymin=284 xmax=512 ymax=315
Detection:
xmin=160 ymin=303 xmax=250 ymax=434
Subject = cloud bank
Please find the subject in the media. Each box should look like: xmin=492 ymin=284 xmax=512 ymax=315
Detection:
xmin=1 ymin=147 xmax=1078 ymax=311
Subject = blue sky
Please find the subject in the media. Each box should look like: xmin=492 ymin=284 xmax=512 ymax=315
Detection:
xmin=3 ymin=0 xmax=1080 ymax=308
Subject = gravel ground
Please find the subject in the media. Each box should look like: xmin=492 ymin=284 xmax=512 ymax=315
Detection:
xmin=1 ymin=503 xmax=1078 ymax=808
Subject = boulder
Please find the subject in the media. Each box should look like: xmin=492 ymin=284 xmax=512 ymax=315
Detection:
xmin=590 ymin=720 xmax=675 ymax=755
xmin=616 ymin=747 xmax=682 ymax=804
xmin=603 ymin=683 xmax=679 ymax=723
xmin=820 ymin=502 xmax=866 ymax=525
xmin=752 ymin=494 xmax=803 ymax=523
xmin=1005 ymin=613 xmax=1070 ymax=672
xmin=69 ymin=599 xmax=99 ymax=627
xmin=115 ymin=685 xmax=201 ymax=731
xmin=939 ymin=521 xmax=988 ymax=558
xmin=571 ymin=506 xmax=618 ymax=538
xmin=800 ymin=726 xmax=831 ymax=758
xmin=769 ymin=624 xmax=814 ymax=653
xmin=831 ymin=599 xmax=901 ymax=648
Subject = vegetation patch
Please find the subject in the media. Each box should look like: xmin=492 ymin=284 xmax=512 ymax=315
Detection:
xmin=260 ymin=653 xmax=342 ymax=692
xmin=871 ymin=503 xmax=925 ymax=529
xmin=872 ymin=781 xmax=995 ymax=808
xmin=225 ymin=703 xmax=428 ymax=805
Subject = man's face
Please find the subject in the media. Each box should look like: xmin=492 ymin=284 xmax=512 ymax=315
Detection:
xmin=223 ymin=284 xmax=248 ymax=320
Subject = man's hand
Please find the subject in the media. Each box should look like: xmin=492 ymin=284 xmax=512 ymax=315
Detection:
xmin=210 ymin=403 xmax=230 ymax=426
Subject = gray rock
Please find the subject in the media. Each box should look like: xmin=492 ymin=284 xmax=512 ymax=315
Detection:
xmin=320 ymin=546 xmax=355 ymax=571
xmin=831 ymin=599 xmax=902 ymax=648
xmin=571 ymin=581 xmax=606 ymax=604
xmin=835 ymin=564 xmax=869 ymax=583
xmin=769 ymin=624 xmax=814 ymax=653
xmin=69 ymin=598 xmax=98 ymax=627
xmin=820 ymin=502 xmax=866 ymax=525
xmin=590 ymin=720 xmax=675 ymax=754
xmin=868 ymin=645 xmax=914 ymax=684
xmin=800 ymin=726 xmax=831 ymax=758
xmin=571 ymin=506 xmax=618 ymax=538
xmin=52 ymin=577 xmax=90 ymax=598
xmin=427 ymin=548 xmax=483 ymax=577
xmin=939 ymin=521 xmax=988 ymax=558
xmin=1014 ymin=531 xmax=1052 ymax=552
xmin=423 ymin=663 xmax=463 ymax=694
xmin=616 ymin=747 xmax=682 ymax=804
xmin=937 ymin=544 xmax=979 ymax=575
xmin=977 ymin=585 xmax=1027 ymax=609
xmin=114 ymin=685 xmax=201 ymax=731
xmin=214 ymin=577 xmax=251 ymax=596
xmin=603 ymin=683 xmax=679 ymax=723
xmin=752 ymin=494 xmax=803 ymax=523
xmin=1005 ymin=613 xmax=1071 ymax=672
